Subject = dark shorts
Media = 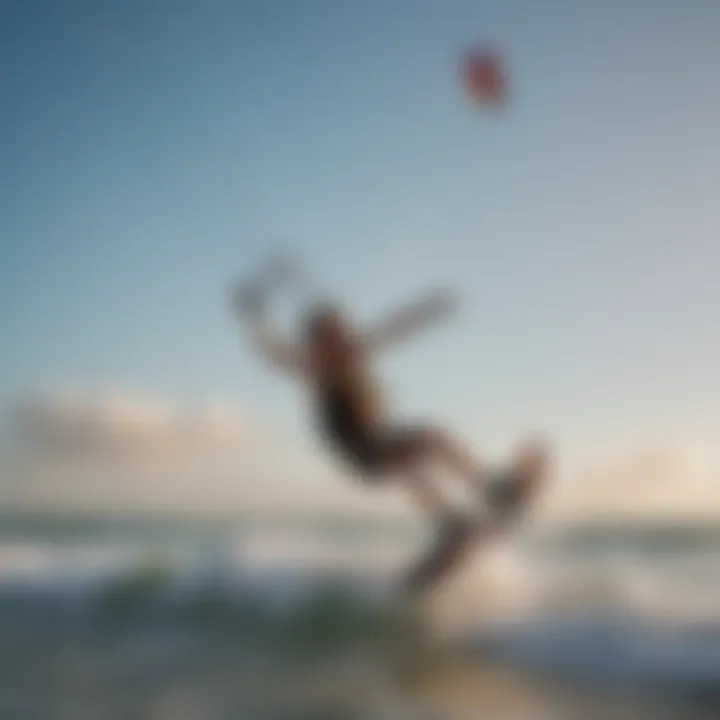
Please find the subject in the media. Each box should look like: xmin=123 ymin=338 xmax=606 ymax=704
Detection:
xmin=331 ymin=424 xmax=433 ymax=478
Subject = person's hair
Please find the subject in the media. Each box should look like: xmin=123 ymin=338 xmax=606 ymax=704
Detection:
xmin=301 ymin=301 xmax=348 ymax=344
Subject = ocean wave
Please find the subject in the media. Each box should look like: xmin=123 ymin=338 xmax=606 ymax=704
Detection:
xmin=470 ymin=613 xmax=720 ymax=696
xmin=5 ymin=555 xmax=719 ymax=697
xmin=3 ymin=518 xmax=720 ymax=697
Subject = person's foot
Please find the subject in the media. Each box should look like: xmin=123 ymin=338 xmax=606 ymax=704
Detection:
xmin=485 ymin=441 xmax=548 ymax=525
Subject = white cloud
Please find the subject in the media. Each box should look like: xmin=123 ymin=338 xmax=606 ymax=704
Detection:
xmin=0 ymin=391 xmax=275 ymax=513
xmin=9 ymin=391 xmax=253 ymax=461
xmin=546 ymin=439 xmax=720 ymax=521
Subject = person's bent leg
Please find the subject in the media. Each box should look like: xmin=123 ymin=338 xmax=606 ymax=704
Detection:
xmin=373 ymin=426 xmax=488 ymax=502
xmin=396 ymin=465 xmax=453 ymax=519
xmin=391 ymin=460 xmax=479 ymax=538
xmin=419 ymin=427 xmax=489 ymax=489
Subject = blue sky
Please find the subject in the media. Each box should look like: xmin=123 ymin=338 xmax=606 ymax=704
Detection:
xmin=2 ymin=0 xmax=719 ymax=479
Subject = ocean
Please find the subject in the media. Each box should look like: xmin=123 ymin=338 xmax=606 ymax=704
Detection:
xmin=1 ymin=512 xmax=719 ymax=719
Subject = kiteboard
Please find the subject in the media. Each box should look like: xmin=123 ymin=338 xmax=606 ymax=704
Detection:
xmin=400 ymin=443 xmax=547 ymax=597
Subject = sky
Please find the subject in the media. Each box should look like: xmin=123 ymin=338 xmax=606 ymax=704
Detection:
xmin=1 ymin=0 xmax=719 ymax=517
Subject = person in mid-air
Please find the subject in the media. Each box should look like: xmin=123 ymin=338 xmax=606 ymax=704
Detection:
xmin=234 ymin=279 xmax=544 ymax=538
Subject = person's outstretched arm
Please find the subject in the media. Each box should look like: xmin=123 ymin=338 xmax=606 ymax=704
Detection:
xmin=363 ymin=289 xmax=458 ymax=355
xmin=233 ymin=283 xmax=310 ymax=378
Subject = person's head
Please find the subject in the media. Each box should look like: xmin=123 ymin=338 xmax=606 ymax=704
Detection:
xmin=301 ymin=301 xmax=354 ymax=352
